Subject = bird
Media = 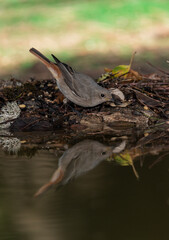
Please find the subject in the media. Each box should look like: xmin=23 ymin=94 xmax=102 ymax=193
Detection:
xmin=29 ymin=48 xmax=118 ymax=107
xmin=34 ymin=139 xmax=126 ymax=197
xmin=34 ymin=139 xmax=113 ymax=197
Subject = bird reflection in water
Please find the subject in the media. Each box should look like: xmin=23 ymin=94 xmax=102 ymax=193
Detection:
xmin=35 ymin=139 xmax=126 ymax=197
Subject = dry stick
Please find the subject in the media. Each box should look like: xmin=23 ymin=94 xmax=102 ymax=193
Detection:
xmin=121 ymin=79 xmax=169 ymax=87
xmin=149 ymin=151 xmax=169 ymax=169
xmin=0 ymin=118 xmax=17 ymax=125
xmin=139 ymin=150 xmax=145 ymax=168
xmin=0 ymin=135 xmax=15 ymax=138
xmin=131 ymin=86 xmax=168 ymax=105
xmin=21 ymin=119 xmax=41 ymax=131
xmin=118 ymin=153 xmax=139 ymax=179
xmin=117 ymin=51 xmax=137 ymax=78
xmin=147 ymin=61 xmax=169 ymax=75
xmin=128 ymin=80 xmax=169 ymax=101
xmin=136 ymin=132 xmax=166 ymax=148
xmin=131 ymin=162 xmax=139 ymax=180
xmin=129 ymin=51 xmax=137 ymax=68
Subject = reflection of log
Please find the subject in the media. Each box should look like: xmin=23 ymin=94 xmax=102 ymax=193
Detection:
xmin=1 ymin=128 xmax=169 ymax=159
xmin=1 ymin=129 xmax=169 ymax=193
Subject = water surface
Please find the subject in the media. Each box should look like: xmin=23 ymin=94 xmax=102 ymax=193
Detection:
xmin=0 ymin=132 xmax=169 ymax=240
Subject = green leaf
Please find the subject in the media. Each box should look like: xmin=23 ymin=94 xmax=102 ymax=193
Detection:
xmin=111 ymin=51 xmax=136 ymax=78
xmin=114 ymin=151 xmax=139 ymax=179
xmin=111 ymin=64 xmax=130 ymax=78
xmin=114 ymin=152 xmax=132 ymax=166
xmin=97 ymin=51 xmax=136 ymax=82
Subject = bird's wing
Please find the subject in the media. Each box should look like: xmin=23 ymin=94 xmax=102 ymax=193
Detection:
xmin=63 ymin=74 xmax=83 ymax=98
xmin=51 ymin=54 xmax=75 ymax=75
xmin=52 ymin=54 xmax=87 ymax=98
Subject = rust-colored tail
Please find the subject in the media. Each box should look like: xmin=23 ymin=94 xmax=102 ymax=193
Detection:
xmin=34 ymin=181 xmax=54 ymax=197
xmin=29 ymin=48 xmax=52 ymax=67
xmin=34 ymin=167 xmax=64 ymax=197
xmin=29 ymin=48 xmax=62 ymax=79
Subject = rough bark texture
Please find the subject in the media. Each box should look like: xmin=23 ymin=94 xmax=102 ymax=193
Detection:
xmin=0 ymin=71 xmax=169 ymax=133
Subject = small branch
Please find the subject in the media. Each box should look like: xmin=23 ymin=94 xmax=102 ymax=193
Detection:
xmin=147 ymin=61 xmax=169 ymax=75
xmin=0 ymin=118 xmax=17 ymax=125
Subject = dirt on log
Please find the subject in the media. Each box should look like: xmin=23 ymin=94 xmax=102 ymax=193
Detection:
xmin=0 ymin=68 xmax=169 ymax=133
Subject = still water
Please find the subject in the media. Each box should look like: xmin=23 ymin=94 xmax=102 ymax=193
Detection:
xmin=0 ymin=131 xmax=169 ymax=240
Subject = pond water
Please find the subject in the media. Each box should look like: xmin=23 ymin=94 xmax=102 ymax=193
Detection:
xmin=0 ymin=131 xmax=169 ymax=240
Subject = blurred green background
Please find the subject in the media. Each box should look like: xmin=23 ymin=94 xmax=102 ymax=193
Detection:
xmin=0 ymin=0 xmax=169 ymax=79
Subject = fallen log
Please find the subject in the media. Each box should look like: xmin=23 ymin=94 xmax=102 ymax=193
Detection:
xmin=0 ymin=67 xmax=169 ymax=133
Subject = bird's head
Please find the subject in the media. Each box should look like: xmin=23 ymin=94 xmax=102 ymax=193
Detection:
xmin=94 ymin=87 xmax=125 ymax=106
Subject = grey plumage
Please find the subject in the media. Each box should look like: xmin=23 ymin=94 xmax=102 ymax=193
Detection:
xmin=34 ymin=139 xmax=126 ymax=197
xmin=29 ymin=48 xmax=115 ymax=107
xmin=34 ymin=140 xmax=113 ymax=196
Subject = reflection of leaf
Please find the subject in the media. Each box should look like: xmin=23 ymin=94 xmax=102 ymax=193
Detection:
xmin=114 ymin=152 xmax=132 ymax=166
xmin=114 ymin=151 xmax=139 ymax=179
xmin=130 ymin=161 xmax=139 ymax=180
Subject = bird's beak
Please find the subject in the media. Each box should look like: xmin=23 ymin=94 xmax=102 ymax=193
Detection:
xmin=111 ymin=94 xmax=123 ymax=105
xmin=109 ymin=88 xmax=125 ymax=105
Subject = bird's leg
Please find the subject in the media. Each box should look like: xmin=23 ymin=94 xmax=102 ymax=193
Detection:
xmin=61 ymin=98 xmax=82 ymax=118
xmin=68 ymin=104 xmax=82 ymax=118
xmin=97 ymin=104 xmax=103 ymax=113
xmin=60 ymin=98 xmax=69 ymax=112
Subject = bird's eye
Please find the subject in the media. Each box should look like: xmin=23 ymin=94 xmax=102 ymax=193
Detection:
xmin=101 ymin=151 xmax=106 ymax=155
xmin=101 ymin=93 xmax=105 ymax=98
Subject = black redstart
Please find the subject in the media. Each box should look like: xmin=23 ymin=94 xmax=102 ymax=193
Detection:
xmin=29 ymin=48 xmax=121 ymax=107
xmin=34 ymin=139 xmax=113 ymax=196
xmin=34 ymin=139 xmax=126 ymax=196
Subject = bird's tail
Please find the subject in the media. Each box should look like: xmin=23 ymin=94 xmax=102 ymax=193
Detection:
xmin=34 ymin=167 xmax=64 ymax=197
xmin=29 ymin=48 xmax=63 ymax=80
xmin=29 ymin=48 xmax=52 ymax=67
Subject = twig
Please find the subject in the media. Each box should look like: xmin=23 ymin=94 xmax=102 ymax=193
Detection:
xmin=149 ymin=151 xmax=169 ymax=169
xmin=147 ymin=61 xmax=169 ymax=75
xmin=0 ymin=118 xmax=17 ymax=125
xmin=21 ymin=119 xmax=41 ymax=130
